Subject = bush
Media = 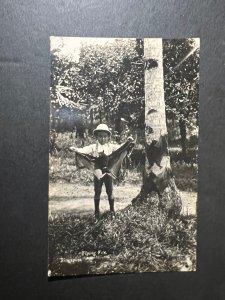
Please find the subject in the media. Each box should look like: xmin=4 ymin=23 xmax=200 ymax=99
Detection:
xmin=171 ymin=161 xmax=198 ymax=192
xmin=169 ymin=147 xmax=198 ymax=163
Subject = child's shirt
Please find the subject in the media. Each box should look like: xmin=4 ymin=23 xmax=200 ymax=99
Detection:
xmin=75 ymin=141 xmax=120 ymax=157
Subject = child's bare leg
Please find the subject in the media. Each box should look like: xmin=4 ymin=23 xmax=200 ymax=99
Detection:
xmin=94 ymin=199 xmax=100 ymax=219
xmin=94 ymin=176 xmax=103 ymax=218
xmin=105 ymin=175 xmax=115 ymax=214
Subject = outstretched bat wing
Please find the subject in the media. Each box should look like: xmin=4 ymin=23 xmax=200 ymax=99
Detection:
xmin=108 ymin=141 xmax=135 ymax=177
xmin=74 ymin=151 xmax=96 ymax=171
xmin=74 ymin=141 xmax=135 ymax=179
xmin=75 ymin=152 xmax=106 ymax=179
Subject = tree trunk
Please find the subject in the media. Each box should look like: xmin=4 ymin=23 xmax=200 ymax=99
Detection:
xmin=99 ymin=109 xmax=102 ymax=123
xmin=179 ymin=118 xmax=187 ymax=160
xmin=132 ymin=38 xmax=182 ymax=217
xmin=90 ymin=108 xmax=94 ymax=126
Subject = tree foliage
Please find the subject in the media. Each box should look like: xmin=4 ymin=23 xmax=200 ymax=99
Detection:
xmin=50 ymin=39 xmax=145 ymax=132
xmin=163 ymin=39 xmax=200 ymax=130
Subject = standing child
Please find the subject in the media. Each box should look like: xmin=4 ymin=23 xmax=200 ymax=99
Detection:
xmin=70 ymin=123 xmax=133 ymax=219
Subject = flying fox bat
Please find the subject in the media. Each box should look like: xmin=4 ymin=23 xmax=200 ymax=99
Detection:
xmin=74 ymin=141 xmax=135 ymax=180
xmin=145 ymin=134 xmax=168 ymax=168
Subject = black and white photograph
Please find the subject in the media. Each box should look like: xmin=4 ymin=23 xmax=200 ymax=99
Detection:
xmin=48 ymin=37 xmax=200 ymax=277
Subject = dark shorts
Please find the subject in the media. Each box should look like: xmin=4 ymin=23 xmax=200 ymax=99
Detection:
xmin=94 ymin=174 xmax=113 ymax=198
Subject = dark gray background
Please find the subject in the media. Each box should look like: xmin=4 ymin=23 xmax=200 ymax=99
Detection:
xmin=1 ymin=1 xmax=225 ymax=299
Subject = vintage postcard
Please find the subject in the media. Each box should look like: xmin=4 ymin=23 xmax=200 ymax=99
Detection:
xmin=48 ymin=37 xmax=199 ymax=276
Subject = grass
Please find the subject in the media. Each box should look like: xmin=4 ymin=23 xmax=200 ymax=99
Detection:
xmin=48 ymin=133 xmax=197 ymax=276
xmin=48 ymin=192 xmax=196 ymax=276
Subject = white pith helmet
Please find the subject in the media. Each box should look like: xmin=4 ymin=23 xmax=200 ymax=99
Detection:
xmin=93 ymin=124 xmax=111 ymax=136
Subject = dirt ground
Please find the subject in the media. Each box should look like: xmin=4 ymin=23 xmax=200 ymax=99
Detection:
xmin=49 ymin=183 xmax=197 ymax=216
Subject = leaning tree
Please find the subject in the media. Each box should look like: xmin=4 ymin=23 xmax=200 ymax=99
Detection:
xmin=132 ymin=38 xmax=182 ymax=217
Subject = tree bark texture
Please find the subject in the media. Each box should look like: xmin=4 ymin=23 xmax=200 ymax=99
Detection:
xmin=132 ymin=38 xmax=182 ymax=217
